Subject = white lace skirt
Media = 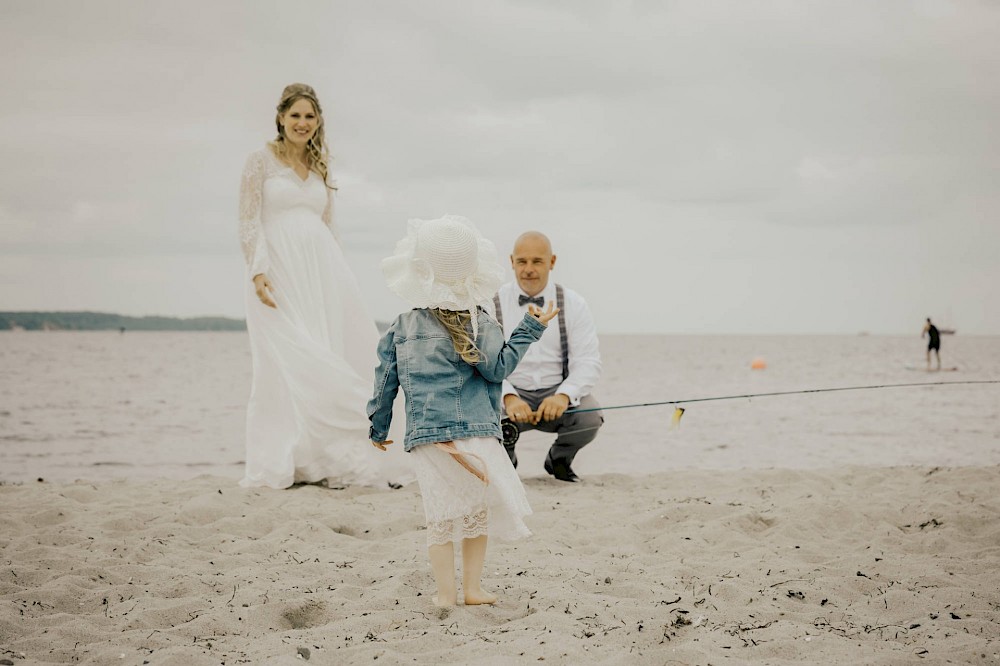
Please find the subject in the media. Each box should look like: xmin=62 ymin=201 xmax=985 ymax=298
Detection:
xmin=410 ymin=436 xmax=532 ymax=547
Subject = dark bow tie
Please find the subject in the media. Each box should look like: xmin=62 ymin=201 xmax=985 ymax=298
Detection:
xmin=518 ymin=294 xmax=544 ymax=307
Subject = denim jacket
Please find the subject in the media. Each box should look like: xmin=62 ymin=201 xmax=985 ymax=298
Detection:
xmin=367 ymin=308 xmax=547 ymax=451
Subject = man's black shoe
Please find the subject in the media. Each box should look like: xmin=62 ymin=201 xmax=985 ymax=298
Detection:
xmin=544 ymin=457 xmax=581 ymax=483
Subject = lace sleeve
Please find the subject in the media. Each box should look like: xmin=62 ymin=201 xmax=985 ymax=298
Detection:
xmin=322 ymin=184 xmax=342 ymax=245
xmin=238 ymin=151 xmax=270 ymax=277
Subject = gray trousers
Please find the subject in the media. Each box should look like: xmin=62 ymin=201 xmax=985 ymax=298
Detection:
xmin=503 ymin=385 xmax=604 ymax=468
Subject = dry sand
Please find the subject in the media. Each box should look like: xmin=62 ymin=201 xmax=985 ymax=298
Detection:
xmin=2 ymin=465 xmax=999 ymax=665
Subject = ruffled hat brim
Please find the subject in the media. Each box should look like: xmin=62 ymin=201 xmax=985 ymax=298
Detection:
xmin=382 ymin=216 xmax=505 ymax=318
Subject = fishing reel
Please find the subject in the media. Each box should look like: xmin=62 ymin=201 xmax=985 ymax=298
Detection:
xmin=501 ymin=417 xmax=520 ymax=447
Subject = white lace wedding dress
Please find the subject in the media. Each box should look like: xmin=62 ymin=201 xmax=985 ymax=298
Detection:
xmin=238 ymin=146 xmax=406 ymax=489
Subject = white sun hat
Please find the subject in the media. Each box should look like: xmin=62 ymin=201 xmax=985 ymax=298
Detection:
xmin=382 ymin=215 xmax=504 ymax=337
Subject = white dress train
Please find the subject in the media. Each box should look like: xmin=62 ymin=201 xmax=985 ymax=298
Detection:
xmin=238 ymin=146 xmax=408 ymax=489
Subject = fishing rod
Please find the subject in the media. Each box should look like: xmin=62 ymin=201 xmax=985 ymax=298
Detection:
xmin=500 ymin=379 xmax=999 ymax=446
xmin=566 ymin=379 xmax=999 ymax=413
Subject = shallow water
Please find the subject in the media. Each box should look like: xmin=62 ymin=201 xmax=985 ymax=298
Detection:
xmin=1 ymin=331 xmax=997 ymax=482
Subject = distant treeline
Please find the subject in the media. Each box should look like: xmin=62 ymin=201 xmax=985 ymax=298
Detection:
xmin=0 ymin=311 xmax=247 ymax=331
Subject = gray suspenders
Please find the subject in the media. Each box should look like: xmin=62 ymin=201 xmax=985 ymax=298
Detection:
xmin=493 ymin=285 xmax=569 ymax=380
xmin=555 ymin=284 xmax=568 ymax=380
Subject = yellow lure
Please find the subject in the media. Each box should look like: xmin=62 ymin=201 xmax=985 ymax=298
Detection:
xmin=672 ymin=406 xmax=685 ymax=427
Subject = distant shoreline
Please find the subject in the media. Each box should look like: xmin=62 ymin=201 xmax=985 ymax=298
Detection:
xmin=0 ymin=311 xmax=246 ymax=332
xmin=0 ymin=312 xmax=981 ymax=336
xmin=0 ymin=311 xmax=399 ymax=332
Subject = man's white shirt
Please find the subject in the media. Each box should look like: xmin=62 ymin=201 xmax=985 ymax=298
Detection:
xmin=495 ymin=281 xmax=601 ymax=405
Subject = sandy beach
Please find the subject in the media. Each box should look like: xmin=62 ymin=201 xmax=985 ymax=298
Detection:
xmin=2 ymin=465 xmax=999 ymax=665
xmin=2 ymin=332 xmax=999 ymax=663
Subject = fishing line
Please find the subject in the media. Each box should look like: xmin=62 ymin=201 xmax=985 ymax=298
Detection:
xmin=500 ymin=379 xmax=999 ymax=446
xmin=564 ymin=380 xmax=1000 ymax=414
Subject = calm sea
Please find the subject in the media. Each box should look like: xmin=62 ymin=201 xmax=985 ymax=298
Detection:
xmin=1 ymin=332 xmax=998 ymax=483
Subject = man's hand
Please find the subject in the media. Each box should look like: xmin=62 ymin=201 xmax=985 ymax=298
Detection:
xmin=504 ymin=394 xmax=536 ymax=424
xmin=536 ymin=393 xmax=570 ymax=422
xmin=505 ymin=393 xmax=571 ymax=424
xmin=253 ymin=273 xmax=277 ymax=309
xmin=372 ymin=439 xmax=393 ymax=451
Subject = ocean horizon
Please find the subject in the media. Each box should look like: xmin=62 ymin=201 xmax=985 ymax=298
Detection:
xmin=1 ymin=330 xmax=998 ymax=484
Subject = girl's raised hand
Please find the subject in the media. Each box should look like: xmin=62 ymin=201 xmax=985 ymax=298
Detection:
xmin=527 ymin=302 xmax=560 ymax=326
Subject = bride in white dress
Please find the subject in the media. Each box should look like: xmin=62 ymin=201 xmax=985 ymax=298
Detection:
xmin=238 ymin=83 xmax=404 ymax=489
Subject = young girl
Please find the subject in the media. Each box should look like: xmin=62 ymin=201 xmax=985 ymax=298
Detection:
xmin=368 ymin=216 xmax=558 ymax=607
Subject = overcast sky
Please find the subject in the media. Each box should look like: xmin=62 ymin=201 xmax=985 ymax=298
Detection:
xmin=1 ymin=0 xmax=997 ymax=334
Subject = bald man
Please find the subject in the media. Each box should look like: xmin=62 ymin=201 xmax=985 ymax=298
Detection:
xmin=492 ymin=232 xmax=603 ymax=483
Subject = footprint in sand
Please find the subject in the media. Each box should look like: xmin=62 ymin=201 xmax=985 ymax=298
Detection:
xmin=281 ymin=600 xmax=329 ymax=629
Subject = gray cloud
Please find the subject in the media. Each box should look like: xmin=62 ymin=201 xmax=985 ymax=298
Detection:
xmin=1 ymin=0 xmax=997 ymax=333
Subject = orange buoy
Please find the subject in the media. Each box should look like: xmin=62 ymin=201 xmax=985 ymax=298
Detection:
xmin=750 ymin=357 xmax=767 ymax=370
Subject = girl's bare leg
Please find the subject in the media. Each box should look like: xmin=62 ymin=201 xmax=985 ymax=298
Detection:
xmin=428 ymin=542 xmax=457 ymax=606
xmin=462 ymin=535 xmax=497 ymax=605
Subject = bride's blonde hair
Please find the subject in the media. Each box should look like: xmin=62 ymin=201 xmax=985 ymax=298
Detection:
xmin=269 ymin=83 xmax=335 ymax=189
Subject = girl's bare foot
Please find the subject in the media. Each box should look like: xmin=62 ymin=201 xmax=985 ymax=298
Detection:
xmin=433 ymin=594 xmax=457 ymax=607
xmin=463 ymin=589 xmax=497 ymax=605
